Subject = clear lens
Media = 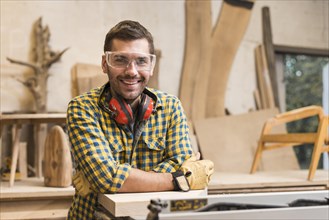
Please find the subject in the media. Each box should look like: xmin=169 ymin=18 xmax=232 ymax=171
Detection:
xmin=105 ymin=51 xmax=156 ymax=71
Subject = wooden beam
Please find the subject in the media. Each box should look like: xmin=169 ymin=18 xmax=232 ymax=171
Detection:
xmin=262 ymin=7 xmax=280 ymax=108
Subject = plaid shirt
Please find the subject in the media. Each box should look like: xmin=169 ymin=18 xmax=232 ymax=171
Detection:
xmin=67 ymin=83 xmax=193 ymax=219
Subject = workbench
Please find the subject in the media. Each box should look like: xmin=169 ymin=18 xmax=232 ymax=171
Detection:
xmin=0 ymin=113 xmax=66 ymax=186
xmin=0 ymin=177 xmax=74 ymax=220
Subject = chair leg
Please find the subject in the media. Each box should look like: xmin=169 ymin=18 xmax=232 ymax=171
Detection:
xmin=307 ymin=117 xmax=327 ymax=181
xmin=250 ymin=141 xmax=264 ymax=173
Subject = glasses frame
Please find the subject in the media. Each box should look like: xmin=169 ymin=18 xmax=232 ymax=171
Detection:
xmin=105 ymin=51 xmax=156 ymax=72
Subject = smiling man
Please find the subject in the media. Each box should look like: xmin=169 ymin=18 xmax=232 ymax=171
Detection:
xmin=66 ymin=20 xmax=214 ymax=219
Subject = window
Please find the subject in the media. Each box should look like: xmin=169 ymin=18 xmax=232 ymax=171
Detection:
xmin=276 ymin=46 xmax=329 ymax=169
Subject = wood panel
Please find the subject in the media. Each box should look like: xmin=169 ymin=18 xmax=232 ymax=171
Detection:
xmin=44 ymin=126 xmax=72 ymax=187
xmin=206 ymin=0 xmax=255 ymax=117
xmin=208 ymin=170 xmax=329 ymax=192
xmin=71 ymin=62 xmax=107 ymax=97
xmin=194 ymin=109 xmax=299 ymax=173
xmin=147 ymin=49 xmax=161 ymax=89
xmin=179 ymin=0 xmax=212 ymax=120
xmin=262 ymin=7 xmax=280 ymax=108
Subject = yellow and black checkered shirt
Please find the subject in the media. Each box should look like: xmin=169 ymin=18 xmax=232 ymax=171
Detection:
xmin=67 ymin=83 xmax=193 ymax=219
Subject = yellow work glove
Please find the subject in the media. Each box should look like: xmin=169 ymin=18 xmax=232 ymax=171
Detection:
xmin=72 ymin=169 xmax=92 ymax=197
xmin=180 ymin=154 xmax=214 ymax=190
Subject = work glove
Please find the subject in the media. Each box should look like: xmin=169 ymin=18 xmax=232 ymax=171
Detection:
xmin=180 ymin=153 xmax=214 ymax=190
xmin=72 ymin=169 xmax=92 ymax=197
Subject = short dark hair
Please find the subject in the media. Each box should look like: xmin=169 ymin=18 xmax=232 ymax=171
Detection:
xmin=103 ymin=20 xmax=155 ymax=54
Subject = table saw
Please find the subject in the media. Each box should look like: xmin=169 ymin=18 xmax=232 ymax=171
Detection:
xmin=98 ymin=190 xmax=329 ymax=220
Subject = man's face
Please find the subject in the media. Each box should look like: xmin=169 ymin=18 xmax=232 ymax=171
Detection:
xmin=102 ymin=39 xmax=153 ymax=103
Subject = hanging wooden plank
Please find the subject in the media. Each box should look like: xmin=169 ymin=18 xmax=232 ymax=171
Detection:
xmin=262 ymin=6 xmax=280 ymax=108
xmin=179 ymin=0 xmax=212 ymax=119
xmin=206 ymin=0 xmax=255 ymax=117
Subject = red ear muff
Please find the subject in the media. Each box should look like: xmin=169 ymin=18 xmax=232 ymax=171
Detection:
xmin=109 ymin=97 xmax=133 ymax=125
xmin=138 ymin=94 xmax=154 ymax=121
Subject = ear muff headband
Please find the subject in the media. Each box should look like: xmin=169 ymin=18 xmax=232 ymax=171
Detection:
xmin=137 ymin=94 xmax=154 ymax=122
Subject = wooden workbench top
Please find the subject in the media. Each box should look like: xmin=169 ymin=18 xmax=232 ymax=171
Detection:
xmin=99 ymin=189 xmax=207 ymax=217
xmin=0 ymin=113 xmax=66 ymax=125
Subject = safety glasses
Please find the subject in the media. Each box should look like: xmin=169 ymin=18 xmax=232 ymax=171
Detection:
xmin=105 ymin=51 xmax=156 ymax=72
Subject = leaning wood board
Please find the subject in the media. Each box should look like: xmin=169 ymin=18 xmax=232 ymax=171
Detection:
xmin=179 ymin=1 xmax=212 ymax=120
xmin=262 ymin=7 xmax=280 ymax=108
xmin=206 ymin=0 xmax=255 ymax=117
xmin=194 ymin=108 xmax=299 ymax=173
xmin=98 ymin=189 xmax=207 ymax=217
xmin=44 ymin=125 xmax=72 ymax=187
xmin=71 ymin=62 xmax=107 ymax=97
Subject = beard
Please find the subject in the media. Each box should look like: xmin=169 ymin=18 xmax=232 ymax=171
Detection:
xmin=107 ymin=70 xmax=149 ymax=104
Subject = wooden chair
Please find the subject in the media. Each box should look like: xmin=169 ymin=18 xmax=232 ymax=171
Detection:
xmin=250 ymin=105 xmax=329 ymax=180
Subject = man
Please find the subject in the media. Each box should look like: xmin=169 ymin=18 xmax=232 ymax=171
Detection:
xmin=67 ymin=20 xmax=214 ymax=219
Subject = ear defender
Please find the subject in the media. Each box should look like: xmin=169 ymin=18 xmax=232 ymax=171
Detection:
xmin=137 ymin=94 xmax=154 ymax=122
xmin=109 ymin=94 xmax=154 ymax=125
xmin=109 ymin=98 xmax=133 ymax=125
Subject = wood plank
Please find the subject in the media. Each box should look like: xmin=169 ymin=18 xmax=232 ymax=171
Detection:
xmin=262 ymin=7 xmax=280 ymax=108
xmin=209 ymin=186 xmax=328 ymax=194
xmin=35 ymin=123 xmax=47 ymax=178
xmin=44 ymin=126 xmax=72 ymax=187
xmin=206 ymin=0 xmax=255 ymax=117
xmin=274 ymin=44 xmax=329 ymax=56
xmin=71 ymin=63 xmax=106 ymax=97
xmin=18 ymin=142 xmax=27 ymax=179
xmin=147 ymin=49 xmax=161 ymax=89
xmin=1 ymin=209 xmax=68 ymax=220
xmin=0 ymin=177 xmax=74 ymax=199
xmin=194 ymin=109 xmax=299 ymax=173
xmin=179 ymin=0 xmax=212 ymax=120
xmin=208 ymin=170 xmax=329 ymax=191
xmin=98 ymin=190 xmax=207 ymax=217
xmin=0 ymin=113 xmax=66 ymax=125
xmin=262 ymin=133 xmax=317 ymax=143
xmin=255 ymin=45 xmax=268 ymax=108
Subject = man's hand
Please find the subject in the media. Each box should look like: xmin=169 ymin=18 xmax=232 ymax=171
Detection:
xmin=180 ymin=153 xmax=214 ymax=190
xmin=72 ymin=169 xmax=92 ymax=197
